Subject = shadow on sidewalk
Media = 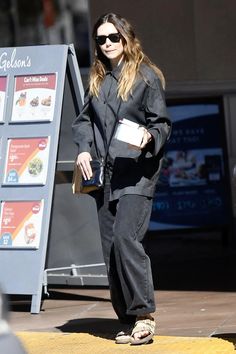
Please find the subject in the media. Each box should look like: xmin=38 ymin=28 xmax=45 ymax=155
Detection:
xmin=211 ymin=333 xmax=236 ymax=349
xmin=57 ymin=318 xmax=131 ymax=340
xmin=9 ymin=289 xmax=111 ymax=313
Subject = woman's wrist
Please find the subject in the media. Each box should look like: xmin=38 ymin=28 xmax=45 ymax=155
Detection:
xmin=147 ymin=131 xmax=153 ymax=143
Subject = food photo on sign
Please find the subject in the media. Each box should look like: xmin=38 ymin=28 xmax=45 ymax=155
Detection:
xmin=11 ymin=73 xmax=57 ymax=122
xmin=3 ymin=137 xmax=50 ymax=185
xmin=0 ymin=200 xmax=44 ymax=249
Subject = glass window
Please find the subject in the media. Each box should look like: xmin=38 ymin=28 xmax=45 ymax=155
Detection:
xmin=0 ymin=0 xmax=90 ymax=68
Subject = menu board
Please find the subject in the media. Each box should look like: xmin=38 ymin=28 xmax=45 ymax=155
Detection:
xmin=0 ymin=76 xmax=7 ymax=122
xmin=0 ymin=200 xmax=44 ymax=249
xmin=11 ymin=73 xmax=57 ymax=122
xmin=3 ymin=137 xmax=50 ymax=185
xmin=0 ymin=44 xmax=84 ymax=312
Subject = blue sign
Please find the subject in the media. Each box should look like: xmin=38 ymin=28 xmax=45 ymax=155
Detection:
xmin=150 ymin=101 xmax=231 ymax=230
xmin=0 ymin=233 xmax=13 ymax=246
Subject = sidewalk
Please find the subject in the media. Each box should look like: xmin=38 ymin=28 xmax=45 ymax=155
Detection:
xmin=9 ymin=287 xmax=236 ymax=353
xmin=17 ymin=332 xmax=235 ymax=354
xmin=7 ymin=232 xmax=236 ymax=353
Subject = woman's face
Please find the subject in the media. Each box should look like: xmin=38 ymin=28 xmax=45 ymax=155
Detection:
xmin=96 ymin=22 xmax=124 ymax=67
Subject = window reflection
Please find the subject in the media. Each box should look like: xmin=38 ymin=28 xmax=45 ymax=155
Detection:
xmin=0 ymin=0 xmax=90 ymax=68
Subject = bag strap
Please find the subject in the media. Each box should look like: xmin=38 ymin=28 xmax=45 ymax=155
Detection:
xmin=103 ymin=98 xmax=122 ymax=164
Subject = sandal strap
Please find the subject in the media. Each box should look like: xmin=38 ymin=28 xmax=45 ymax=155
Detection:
xmin=131 ymin=319 xmax=156 ymax=336
xmin=116 ymin=331 xmax=126 ymax=337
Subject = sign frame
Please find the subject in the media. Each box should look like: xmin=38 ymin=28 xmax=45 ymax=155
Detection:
xmin=0 ymin=44 xmax=84 ymax=313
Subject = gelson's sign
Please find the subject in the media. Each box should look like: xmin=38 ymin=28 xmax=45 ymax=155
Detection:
xmin=0 ymin=48 xmax=31 ymax=72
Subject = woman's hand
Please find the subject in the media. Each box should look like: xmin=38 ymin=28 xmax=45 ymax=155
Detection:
xmin=128 ymin=127 xmax=153 ymax=150
xmin=139 ymin=127 xmax=153 ymax=149
xmin=76 ymin=152 xmax=93 ymax=180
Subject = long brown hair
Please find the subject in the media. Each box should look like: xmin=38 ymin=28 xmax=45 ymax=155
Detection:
xmin=89 ymin=13 xmax=165 ymax=101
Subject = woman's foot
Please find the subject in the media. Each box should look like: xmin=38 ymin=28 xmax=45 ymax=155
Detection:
xmin=130 ymin=314 xmax=155 ymax=345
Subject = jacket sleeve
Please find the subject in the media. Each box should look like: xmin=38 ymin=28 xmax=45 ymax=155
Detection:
xmin=72 ymin=90 xmax=94 ymax=154
xmin=143 ymin=78 xmax=171 ymax=156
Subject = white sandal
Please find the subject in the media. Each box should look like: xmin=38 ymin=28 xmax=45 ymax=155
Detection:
xmin=115 ymin=330 xmax=131 ymax=344
xmin=130 ymin=318 xmax=156 ymax=345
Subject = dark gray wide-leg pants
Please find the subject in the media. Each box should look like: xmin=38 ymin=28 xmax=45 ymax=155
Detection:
xmin=95 ymin=178 xmax=156 ymax=323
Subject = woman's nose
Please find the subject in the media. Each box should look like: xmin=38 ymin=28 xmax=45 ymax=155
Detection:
xmin=105 ymin=38 xmax=112 ymax=45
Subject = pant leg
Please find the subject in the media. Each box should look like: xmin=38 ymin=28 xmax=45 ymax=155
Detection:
xmin=113 ymin=194 xmax=156 ymax=316
xmin=95 ymin=181 xmax=135 ymax=323
xmin=95 ymin=181 xmax=114 ymax=270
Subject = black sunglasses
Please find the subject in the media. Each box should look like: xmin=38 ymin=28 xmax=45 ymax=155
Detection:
xmin=95 ymin=32 xmax=121 ymax=46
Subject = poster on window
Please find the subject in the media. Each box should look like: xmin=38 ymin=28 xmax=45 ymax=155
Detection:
xmin=0 ymin=76 xmax=7 ymax=122
xmin=3 ymin=137 xmax=50 ymax=185
xmin=11 ymin=73 xmax=57 ymax=122
xmin=0 ymin=200 xmax=44 ymax=248
xmin=150 ymin=101 xmax=231 ymax=231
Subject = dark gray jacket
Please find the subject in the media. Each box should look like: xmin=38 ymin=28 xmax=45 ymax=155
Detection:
xmin=72 ymin=63 xmax=171 ymax=200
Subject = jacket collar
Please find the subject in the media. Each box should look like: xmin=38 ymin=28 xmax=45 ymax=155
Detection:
xmin=106 ymin=61 xmax=123 ymax=80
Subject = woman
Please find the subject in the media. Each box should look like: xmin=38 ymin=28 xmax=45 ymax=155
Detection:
xmin=72 ymin=13 xmax=171 ymax=345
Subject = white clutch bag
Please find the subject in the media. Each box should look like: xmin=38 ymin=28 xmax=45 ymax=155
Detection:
xmin=114 ymin=118 xmax=144 ymax=147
